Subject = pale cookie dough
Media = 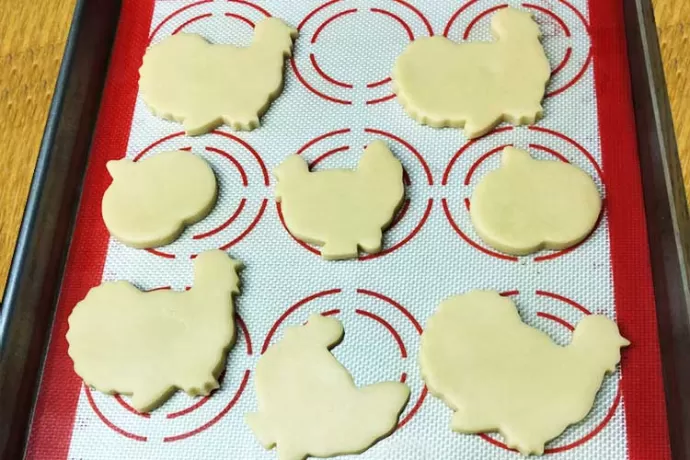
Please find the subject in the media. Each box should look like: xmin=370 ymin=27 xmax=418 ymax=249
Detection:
xmin=102 ymin=150 xmax=217 ymax=249
xmin=66 ymin=250 xmax=242 ymax=412
xmin=139 ymin=18 xmax=298 ymax=136
xmin=420 ymin=290 xmax=629 ymax=455
xmin=274 ymin=140 xmax=405 ymax=260
xmin=246 ymin=314 xmax=410 ymax=460
xmin=470 ymin=147 xmax=602 ymax=255
xmin=392 ymin=7 xmax=550 ymax=139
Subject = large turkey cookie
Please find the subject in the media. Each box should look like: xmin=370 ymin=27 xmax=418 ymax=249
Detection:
xmin=470 ymin=147 xmax=601 ymax=255
xmin=419 ymin=290 xmax=629 ymax=455
xmin=102 ymin=150 xmax=217 ymax=249
xmin=67 ymin=250 xmax=242 ymax=413
xmin=274 ymin=140 xmax=405 ymax=260
xmin=392 ymin=7 xmax=550 ymax=139
xmin=139 ymin=17 xmax=297 ymax=136
xmin=246 ymin=314 xmax=410 ymax=460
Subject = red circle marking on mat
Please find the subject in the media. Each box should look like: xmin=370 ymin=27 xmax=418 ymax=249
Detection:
xmin=199 ymin=198 xmax=266 ymax=256
xmin=309 ymin=53 xmax=354 ymax=89
xmin=528 ymin=126 xmax=604 ymax=181
xmin=536 ymin=290 xmax=593 ymax=315
xmin=356 ymin=288 xmax=423 ymax=334
xmin=537 ymin=312 xmax=575 ymax=331
xmin=165 ymin=370 xmax=227 ymax=420
xmin=367 ymin=76 xmax=392 ymax=88
xmin=226 ymin=0 xmax=271 ymax=18
xmin=133 ymin=132 xmax=186 ymax=162
xmin=172 ymin=13 xmax=212 ymax=35
xmin=321 ymin=309 xmax=342 ymax=317
xmin=355 ymin=309 xmax=408 ymax=358
xmin=463 ymin=144 xmax=512 ymax=186
xmin=84 ymin=386 xmax=147 ymax=442
xmin=370 ymin=8 xmax=414 ymax=41
xmin=262 ymin=289 xmax=343 ymax=353
xmin=393 ymin=0 xmax=434 ymax=36
xmin=148 ymin=0 xmax=213 ymax=44
xmin=297 ymin=128 xmax=351 ymax=155
xmin=211 ymin=130 xmax=269 ymax=186
xmin=205 ymin=146 xmax=249 ymax=186
xmin=298 ymin=0 xmax=344 ymax=31
xmin=290 ymin=57 xmax=353 ymax=105
xmin=522 ymin=3 xmax=571 ymax=37
xmin=443 ymin=0 xmax=480 ymax=37
xmin=442 ymin=198 xmax=519 ymax=262
xmin=114 ymin=395 xmax=150 ymax=419
xmin=145 ymin=248 xmax=176 ymax=259
xmin=546 ymin=48 xmax=592 ymax=98
xmin=309 ymin=145 xmax=350 ymax=168
xmin=224 ymin=12 xmax=256 ymax=28
xmin=366 ymin=93 xmax=397 ymax=105
xmin=193 ymin=198 xmax=245 ymax=240
xmin=312 ymin=8 xmax=358 ymax=44
xmin=463 ymin=4 xmax=508 ymax=40
xmin=163 ymin=369 xmax=250 ymax=442
xmin=551 ymin=47 xmax=572 ymax=76
xmin=442 ymin=127 xmax=513 ymax=185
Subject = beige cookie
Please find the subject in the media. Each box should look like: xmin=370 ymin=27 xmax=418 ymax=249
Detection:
xmin=139 ymin=18 xmax=298 ymax=136
xmin=66 ymin=250 xmax=242 ymax=412
xmin=392 ymin=7 xmax=550 ymax=138
xmin=419 ymin=290 xmax=628 ymax=455
xmin=102 ymin=150 xmax=217 ymax=249
xmin=246 ymin=314 xmax=410 ymax=460
xmin=470 ymin=147 xmax=601 ymax=256
xmin=274 ymin=140 xmax=405 ymax=260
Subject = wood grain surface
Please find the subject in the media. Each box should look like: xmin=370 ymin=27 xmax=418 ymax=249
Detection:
xmin=0 ymin=0 xmax=688 ymax=296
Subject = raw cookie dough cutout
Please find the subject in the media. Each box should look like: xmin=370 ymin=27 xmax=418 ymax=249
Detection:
xmin=392 ymin=7 xmax=550 ymax=138
xmin=470 ymin=146 xmax=602 ymax=256
xmin=274 ymin=140 xmax=405 ymax=260
xmin=247 ymin=314 xmax=410 ymax=460
xmin=102 ymin=150 xmax=217 ymax=249
xmin=67 ymin=250 xmax=242 ymax=413
xmin=419 ymin=290 xmax=629 ymax=455
xmin=139 ymin=17 xmax=298 ymax=136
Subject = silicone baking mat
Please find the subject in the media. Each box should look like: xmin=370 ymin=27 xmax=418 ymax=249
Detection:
xmin=24 ymin=0 xmax=671 ymax=459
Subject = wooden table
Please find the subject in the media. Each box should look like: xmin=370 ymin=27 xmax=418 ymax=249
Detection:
xmin=0 ymin=1 xmax=688 ymax=296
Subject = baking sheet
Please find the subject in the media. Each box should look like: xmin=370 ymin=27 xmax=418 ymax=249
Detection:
xmin=24 ymin=0 xmax=671 ymax=458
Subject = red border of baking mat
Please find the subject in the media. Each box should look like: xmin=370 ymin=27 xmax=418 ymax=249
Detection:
xmin=23 ymin=0 xmax=673 ymax=458
xmin=24 ymin=0 xmax=154 ymax=458
xmin=589 ymin=0 xmax=672 ymax=458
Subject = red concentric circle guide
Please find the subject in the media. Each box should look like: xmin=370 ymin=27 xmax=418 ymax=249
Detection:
xmin=443 ymin=0 xmax=591 ymax=97
xmin=293 ymin=0 xmax=433 ymax=106
xmin=147 ymin=0 xmax=272 ymax=46
xmin=84 ymin=313 xmax=253 ymax=443
xmin=483 ymin=290 xmax=621 ymax=453
xmin=442 ymin=126 xmax=605 ymax=263
xmin=130 ymin=131 xmax=269 ymax=259
xmin=276 ymin=128 xmax=433 ymax=260
xmin=261 ymin=288 xmax=427 ymax=429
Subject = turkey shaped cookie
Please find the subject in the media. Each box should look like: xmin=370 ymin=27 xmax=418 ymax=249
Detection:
xmin=247 ymin=314 xmax=410 ymax=460
xmin=470 ymin=147 xmax=601 ymax=256
xmin=102 ymin=150 xmax=217 ymax=249
xmin=420 ymin=291 xmax=629 ymax=455
xmin=139 ymin=18 xmax=298 ymax=136
xmin=392 ymin=7 xmax=550 ymax=138
xmin=67 ymin=250 xmax=242 ymax=412
xmin=274 ymin=140 xmax=405 ymax=260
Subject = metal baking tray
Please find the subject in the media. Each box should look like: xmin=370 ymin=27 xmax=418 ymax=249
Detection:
xmin=1 ymin=0 xmax=688 ymax=458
